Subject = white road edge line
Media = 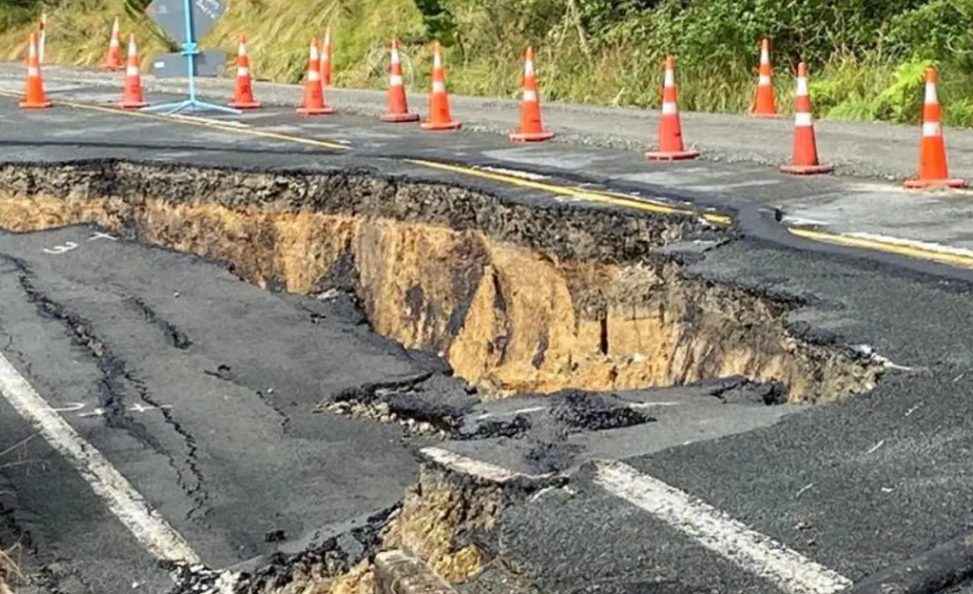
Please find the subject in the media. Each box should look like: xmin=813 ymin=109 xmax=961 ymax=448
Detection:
xmin=420 ymin=446 xmax=554 ymax=484
xmin=593 ymin=460 xmax=852 ymax=594
xmin=0 ymin=352 xmax=201 ymax=564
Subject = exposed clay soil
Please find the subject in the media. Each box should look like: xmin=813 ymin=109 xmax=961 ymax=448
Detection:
xmin=0 ymin=161 xmax=880 ymax=404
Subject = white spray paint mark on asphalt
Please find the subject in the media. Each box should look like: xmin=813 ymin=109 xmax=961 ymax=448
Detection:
xmin=51 ymin=402 xmax=86 ymax=413
xmin=593 ymin=460 xmax=852 ymax=594
xmin=0 ymin=352 xmax=201 ymax=563
xmin=42 ymin=241 xmax=78 ymax=255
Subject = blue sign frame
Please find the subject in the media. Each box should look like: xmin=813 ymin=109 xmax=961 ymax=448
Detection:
xmin=141 ymin=0 xmax=240 ymax=115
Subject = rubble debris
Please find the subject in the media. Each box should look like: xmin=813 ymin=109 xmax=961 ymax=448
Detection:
xmin=702 ymin=375 xmax=789 ymax=405
xmin=548 ymin=390 xmax=655 ymax=433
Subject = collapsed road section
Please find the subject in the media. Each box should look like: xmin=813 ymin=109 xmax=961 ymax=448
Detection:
xmin=0 ymin=160 xmax=891 ymax=594
xmin=0 ymin=161 xmax=879 ymax=401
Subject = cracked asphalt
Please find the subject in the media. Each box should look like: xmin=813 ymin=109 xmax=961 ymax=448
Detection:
xmin=0 ymin=224 xmax=427 ymax=591
xmin=3 ymin=78 xmax=973 ymax=594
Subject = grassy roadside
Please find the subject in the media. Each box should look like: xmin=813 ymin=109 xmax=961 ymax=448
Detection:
xmin=1 ymin=0 xmax=973 ymax=127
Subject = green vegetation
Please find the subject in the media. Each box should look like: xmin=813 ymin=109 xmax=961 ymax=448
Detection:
xmin=2 ymin=0 xmax=973 ymax=126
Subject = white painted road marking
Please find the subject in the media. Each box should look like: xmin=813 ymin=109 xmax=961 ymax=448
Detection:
xmin=478 ymin=165 xmax=549 ymax=180
xmin=474 ymin=400 xmax=681 ymax=420
xmin=77 ymin=402 xmax=174 ymax=418
xmin=43 ymin=241 xmax=78 ymax=255
xmin=420 ymin=446 xmax=554 ymax=484
xmin=0 ymin=353 xmax=201 ymax=563
xmin=844 ymin=231 xmax=973 ymax=259
xmin=593 ymin=460 xmax=852 ymax=594
xmin=168 ymin=114 xmax=250 ymax=128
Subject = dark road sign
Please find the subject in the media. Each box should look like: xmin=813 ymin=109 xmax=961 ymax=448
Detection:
xmin=139 ymin=0 xmax=238 ymax=115
xmin=145 ymin=0 xmax=226 ymax=45
xmin=151 ymin=50 xmax=227 ymax=78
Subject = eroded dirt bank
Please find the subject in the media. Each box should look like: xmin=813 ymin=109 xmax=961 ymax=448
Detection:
xmin=170 ymin=456 xmax=554 ymax=594
xmin=0 ymin=160 xmax=880 ymax=402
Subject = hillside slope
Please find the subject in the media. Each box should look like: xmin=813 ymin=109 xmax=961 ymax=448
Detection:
xmin=2 ymin=0 xmax=973 ymax=125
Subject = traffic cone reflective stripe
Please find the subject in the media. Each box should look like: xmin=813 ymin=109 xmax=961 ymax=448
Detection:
xmin=228 ymin=35 xmax=261 ymax=109
xmin=297 ymin=38 xmax=335 ymax=116
xmin=118 ymin=34 xmax=148 ymax=109
xmin=645 ymin=56 xmax=698 ymax=160
xmin=102 ymin=16 xmax=123 ymax=70
xmin=320 ymin=27 xmax=332 ymax=87
xmin=780 ymin=63 xmax=832 ymax=175
xmin=38 ymin=12 xmax=47 ymax=65
xmin=751 ymin=38 xmax=779 ymax=118
xmin=421 ymin=41 xmax=460 ymax=131
xmin=905 ymin=68 xmax=966 ymax=189
xmin=20 ymin=32 xmax=51 ymax=109
xmin=510 ymin=46 xmax=554 ymax=142
xmin=380 ymin=39 xmax=419 ymax=123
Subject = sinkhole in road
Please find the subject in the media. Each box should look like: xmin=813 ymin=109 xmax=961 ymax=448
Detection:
xmin=0 ymin=161 xmax=882 ymax=403
xmin=0 ymin=161 xmax=884 ymax=593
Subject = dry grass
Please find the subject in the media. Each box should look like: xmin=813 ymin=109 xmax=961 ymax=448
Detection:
xmin=0 ymin=434 xmax=34 ymax=594
xmin=5 ymin=0 xmax=973 ymax=125
xmin=4 ymin=0 xmax=973 ymax=124
xmin=0 ymin=546 xmax=20 ymax=594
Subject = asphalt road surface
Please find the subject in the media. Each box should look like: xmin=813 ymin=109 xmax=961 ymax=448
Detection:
xmin=3 ymin=79 xmax=973 ymax=594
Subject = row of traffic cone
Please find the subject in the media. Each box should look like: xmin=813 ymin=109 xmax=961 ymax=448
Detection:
xmin=282 ymin=37 xmax=550 ymax=140
xmin=654 ymin=55 xmax=964 ymax=188
xmin=93 ymin=22 xmax=553 ymax=141
xmin=20 ymin=29 xmax=147 ymax=110
xmin=22 ymin=22 xmax=966 ymax=190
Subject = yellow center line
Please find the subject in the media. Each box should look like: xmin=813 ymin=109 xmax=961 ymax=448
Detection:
xmin=788 ymin=227 xmax=973 ymax=269
xmin=405 ymin=158 xmax=732 ymax=225
xmin=0 ymin=89 xmax=350 ymax=150
xmin=11 ymin=88 xmax=971 ymax=271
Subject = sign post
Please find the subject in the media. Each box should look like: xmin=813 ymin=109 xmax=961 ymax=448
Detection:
xmin=141 ymin=0 xmax=239 ymax=115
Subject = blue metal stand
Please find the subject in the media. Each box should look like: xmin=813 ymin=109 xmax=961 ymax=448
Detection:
xmin=141 ymin=0 xmax=240 ymax=116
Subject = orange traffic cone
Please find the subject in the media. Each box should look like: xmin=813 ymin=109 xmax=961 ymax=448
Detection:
xmin=905 ymin=68 xmax=966 ymax=189
xmin=380 ymin=39 xmax=419 ymax=123
xmin=645 ymin=56 xmax=698 ymax=160
xmin=228 ymin=35 xmax=260 ymax=109
xmin=297 ymin=38 xmax=335 ymax=116
xmin=421 ymin=41 xmax=460 ymax=131
xmin=751 ymin=38 xmax=779 ymax=118
xmin=780 ymin=63 xmax=831 ymax=175
xmin=102 ymin=16 xmax=123 ymax=71
xmin=118 ymin=35 xmax=148 ymax=109
xmin=20 ymin=32 xmax=51 ymax=110
xmin=320 ymin=27 xmax=333 ymax=87
xmin=510 ymin=46 xmax=554 ymax=142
